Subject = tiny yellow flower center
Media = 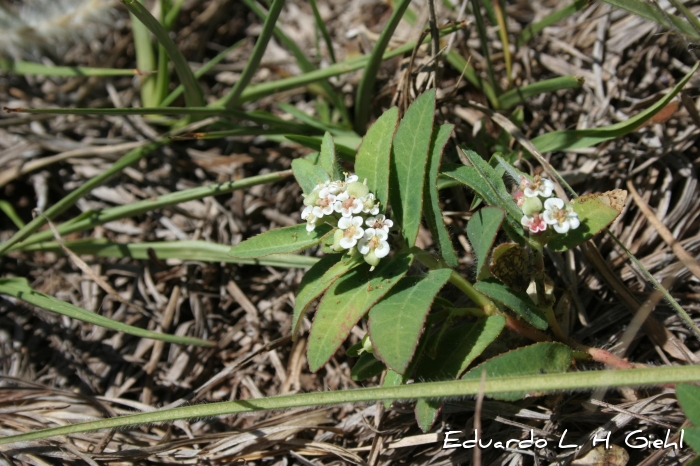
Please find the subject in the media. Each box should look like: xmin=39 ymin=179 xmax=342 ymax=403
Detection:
xmin=552 ymin=207 xmax=567 ymax=224
xmin=342 ymin=197 xmax=356 ymax=210
xmin=368 ymin=235 xmax=380 ymax=249
xmin=344 ymin=226 xmax=358 ymax=238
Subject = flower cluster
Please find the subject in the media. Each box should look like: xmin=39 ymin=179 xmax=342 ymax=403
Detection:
xmin=515 ymin=175 xmax=580 ymax=234
xmin=301 ymin=174 xmax=393 ymax=269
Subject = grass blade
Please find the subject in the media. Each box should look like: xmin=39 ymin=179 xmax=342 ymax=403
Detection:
xmin=532 ymin=62 xmax=698 ymax=153
xmin=601 ymin=0 xmax=700 ymax=40
xmin=0 ymin=58 xmax=144 ymax=77
xmin=216 ymin=0 xmax=286 ymax=108
xmin=354 ymin=0 xmax=412 ymax=133
xmin=0 ymin=278 xmax=213 ymax=347
xmin=7 ymin=170 xmax=292 ymax=252
xmin=0 ymin=365 xmax=698 ymax=445
xmin=236 ymin=22 xmax=465 ymax=104
xmin=499 ymin=76 xmax=584 ymax=109
xmin=128 ymin=0 xmax=158 ymax=107
xmin=122 ymin=0 xmax=205 ymax=107
xmin=0 ymin=140 xmax=165 ymax=256
xmin=516 ymin=0 xmax=589 ymax=46
xmin=20 ymin=239 xmax=319 ymax=268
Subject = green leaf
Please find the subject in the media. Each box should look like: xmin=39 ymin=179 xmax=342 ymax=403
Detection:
xmin=0 ymin=200 xmax=25 ymax=228
xmin=319 ymin=132 xmax=341 ymax=179
xmin=229 ymin=224 xmax=333 ymax=259
xmin=466 ymin=207 xmax=505 ymax=280
xmin=474 ymin=279 xmax=547 ymax=330
xmin=441 ymin=162 xmax=525 ymax=242
xmin=390 ymin=90 xmax=435 ymax=247
xmin=355 ymin=107 xmax=398 ymax=211
xmin=499 ymin=76 xmax=584 ymax=110
xmin=291 ymin=158 xmax=330 ymax=194
xmin=461 ymin=342 xmax=572 ymax=400
xmin=351 ymin=353 xmax=386 ymax=381
xmin=547 ymin=192 xmax=624 ymax=252
xmin=368 ymin=269 xmax=452 ymax=374
xmin=424 ymin=124 xmax=458 ymax=267
xmin=307 ymin=254 xmax=413 ymax=372
xmin=292 ymin=253 xmax=362 ymax=339
xmin=677 ymin=384 xmax=700 ymax=425
xmin=684 ymin=428 xmax=700 ymax=454
xmin=0 ymin=278 xmax=212 ymax=347
xmin=414 ymin=316 xmax=506 ymax=431
xmin=284 ymin=134 xmax=356 ymax=161
xmin=532 ymin=62 xmax=699 ymax=153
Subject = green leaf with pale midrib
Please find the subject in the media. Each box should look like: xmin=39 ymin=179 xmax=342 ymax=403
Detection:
xmin=474 ymin=279 xmax=547 ymax=330
xmin=355 ymin=107 xmax=398 ymax=211
xmin=424 ymin=124 xmax=458 ymax=267
xmin=547 ymin=195 xmax=622 ymax=252
xmin=229 ymin=224 xmax=333 ymax=259
xmin=414 ymin=316 xmax=506 ymax=431
xmin=319 ymin=132 xmax=341 ymax=179
xmin=461 ymin=342 xmax=572 ymax=400
xmin=0 ymin=278 xmax=212 ymax=347
xmin=390 ymin=90 xmax=435 ymax=247
xmin=292 ymin=159 xmax=330 ymax=194
xmin=307 ymin=254 xmax=413 ymax=372
xmin=368 ymin=269 xmax=452 ymax=375
xmin=292 ymin=254 xmax=361 ymax=339
xmin=467 ymin=207 xmax=505 ymax=280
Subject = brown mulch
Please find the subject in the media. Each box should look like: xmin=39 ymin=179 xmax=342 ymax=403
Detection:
xmin=1 ymin=0 xmax=699 ymax=464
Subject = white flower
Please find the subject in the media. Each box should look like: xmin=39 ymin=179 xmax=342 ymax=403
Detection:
xmin=334 ymin=191 xmax=364 ymax=217
xmin=345 ymin=174 xmax=359 ymax=183
xmin=542 ymin=197 xmax=580 ymax=234
xmin=523 ymin=175 xmax=554 ymax=198
xmin=304 ymin=212 xmax=320 ymax=232
xmin=357 ymin=228 xmax=390 ymax=258
xmin=365 ymin=214 xmax=393 ymax=233
xmin=301 ymin=205 xmax=313 ymax=220
xmin=338 ymin=216 xmax=364 ymax=249
xmin=311 ymin=191 xmax=336 ymax=217
xmin=520 ymin=213 xmax=547 ymax=234
xmin=360 ymin=193 xmax=380 ymax=215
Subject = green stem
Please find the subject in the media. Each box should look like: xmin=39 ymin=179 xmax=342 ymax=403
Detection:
xmin=1 ymin=365 xmax=698 ymax=446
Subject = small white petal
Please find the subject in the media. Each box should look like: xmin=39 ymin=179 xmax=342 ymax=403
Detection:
xmin=357 ymin=239 xmax=370 ymax=255
xmin=374 ymin=241 xmax=390 ymax=258
xmin=542 ymin=211 xmax=558 ymax=225
xmin=544 ymin=197 xmax=564 ymax=210
xmin=553 ymin=223 xmax=569 ymax=234
xmin=521 ymin=215 xmax=533 ymax=227
xmin=352 ymin=227 xmax=365 ymax=239
xmin=351 ymin=216 xmax=364 ymax=227
xmin=375 ymin=229 xmax=388 ymax=241
xmin=338 ymin=217 xmax=352 ymax=229
xmin=523 ymin=188 xmax=539 ymax=198
xmin=363 ymin=228 xmax=376 ymax=239
xmin=339 ymin=237 xmax=357 ymax=249
xmin=306 ymin=222 xmax=316 ymax=232
xmin=568 ymin=217 xmax=580 ymax=230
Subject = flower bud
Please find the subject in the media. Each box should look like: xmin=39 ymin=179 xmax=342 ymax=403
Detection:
xmin=303 ymin=189 xmax=320 ymax=206
xmin=331 ymin=229 xmax=345 ymax=252
xmin=361 ymin=335 xmax=374 ymax=354
xmin=363 ymin=249 xmax=380 ymax=268
xmin=346 ymin=181 xmax=369 ymax=199
xmin=521 ymin=196 xmax=543 ymax=216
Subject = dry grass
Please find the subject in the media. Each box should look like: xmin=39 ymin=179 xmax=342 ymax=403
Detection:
xmin=1 ymin=0 xmax=699 ymax=464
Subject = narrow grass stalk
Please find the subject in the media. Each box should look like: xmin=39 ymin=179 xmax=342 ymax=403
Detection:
xmin=308 ymin=0 xmax=336 ymax=63
xmin=217 ymin=0 xmax=286 ymax=108
xmin=499 ymin=76 xmax=584 ymax=109
xmin=0 ymin=201 xmax=25 ymax=229
xmin=606 ymin=231 xmax=700 ymax=339
xmin=129 ymin=0 xmax=159 ymax=107
xmin=492 ymin=0 xmax=512 ymax=86
xmin=1 ymin=365 xmax=698 ymax=446
xmin=164 ymin=0 xmax=186 ymax=29
xmin=22 ymin=239 xmax=319 ymax=268
xmin=241 ymin=0 xmax=349 ymax=124
xmin=0 ymin=58 xmax=144 ymax=77
xmin=0 ymin=278 xmax=213 ymax=347
xmin=601 ymin=0 xmax=700 ymax=40
xmin=5 ymin=107 xmax=311 ymax=133
xmin=516 ymin=0 xmax=588 ymax=46
xmin=471 ymin=0 xmax=499 ymax=98
xmin=0 ymin=140 xmax=165 ymax=256
xmin=239 ymin=23 xmax=465 ymax=104
xmin=354 ymin=0 xmax=412 ymax=133
xmin=8 ymin=170 xmax=292 ymax=252
xmin=123 ymin=0 xmax=205 ymax=107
